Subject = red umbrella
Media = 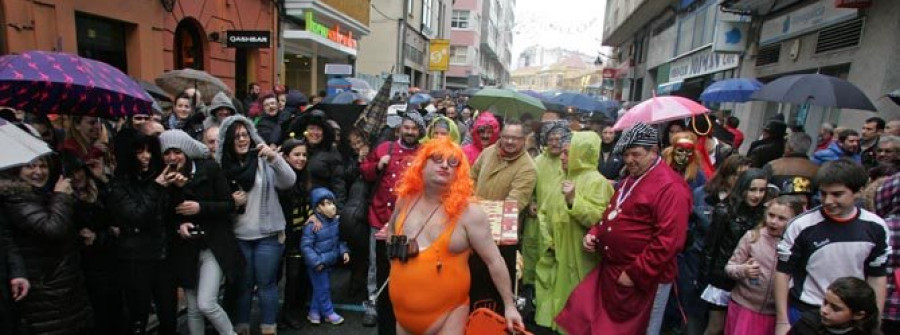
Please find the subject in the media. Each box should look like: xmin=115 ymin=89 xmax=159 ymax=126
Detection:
xmin=613 ymin=96 xmax=708 ymax=131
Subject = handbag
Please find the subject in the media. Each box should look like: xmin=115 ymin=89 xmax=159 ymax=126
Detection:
xmin=466 ymin=308 xmax=532 ymax=335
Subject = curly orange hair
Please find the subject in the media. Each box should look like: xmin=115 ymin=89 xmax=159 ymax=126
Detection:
xmin=395 ymin=136 xmax=474 ymax=223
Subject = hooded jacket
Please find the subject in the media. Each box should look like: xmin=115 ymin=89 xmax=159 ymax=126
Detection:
xmin=217 ymin=115 xmax=296 ymax=239
xmin=421 ymin=115 xmax=461 ymax=144
xmin=463 ymin=112 xmax=500 ymax=164
xmin=533 ymin=131 xmax=614 ymax=328
xmin=0 ymin=177 xmax=92 ymax=334
xmin=300 ymin=188 xmax=349 ymax=268
xmin=291 ymin=110 xmax=346 ymax=207
xmin=203 ymin=91 xmax=237 ymax=129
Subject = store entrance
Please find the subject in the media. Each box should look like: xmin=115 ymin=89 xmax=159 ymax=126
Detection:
xmin=235 ymin=49 xmax=248 ymax=101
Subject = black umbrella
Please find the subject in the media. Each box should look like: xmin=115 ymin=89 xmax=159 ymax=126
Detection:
xmin=750 ymin=74 xmax=876 ymax=111
xmin=134 ymin=78 xmax=172 ymax=102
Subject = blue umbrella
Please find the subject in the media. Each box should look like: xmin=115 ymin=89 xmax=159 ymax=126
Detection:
xmin=517 ymin=90 xmax=543 ymax=100
xmin=408 ymin=93 xmax=433 ymax=105
xmin=700 ymin=78 xmax=763 ymax=103
xmin=548 ymin=92 xmax=610 ymax=113
xmin=323 ymin=91 xmax=365 ymax=104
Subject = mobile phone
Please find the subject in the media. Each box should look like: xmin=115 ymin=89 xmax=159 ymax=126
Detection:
xmin=167 ymin=163 xmax=177 ymax=171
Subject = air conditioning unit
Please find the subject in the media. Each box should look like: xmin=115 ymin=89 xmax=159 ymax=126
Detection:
xmin=324 ymin=64 xmax=353 ymax=75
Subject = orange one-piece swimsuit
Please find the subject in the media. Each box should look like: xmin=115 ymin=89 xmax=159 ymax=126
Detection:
xmin=389 ymin=201 xmax=471 ymax=334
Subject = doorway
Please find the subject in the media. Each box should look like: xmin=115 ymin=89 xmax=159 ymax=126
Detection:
xmin=235 ymin=49 xmax=248 ymax=100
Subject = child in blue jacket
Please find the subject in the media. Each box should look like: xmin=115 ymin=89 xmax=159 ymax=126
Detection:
xmin=301 ymin=187 xmax=350 ymax=325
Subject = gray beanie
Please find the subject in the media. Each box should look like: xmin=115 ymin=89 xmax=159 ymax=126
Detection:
xmin=159 ymin=129 xmax=210 ymax=159
xmin=208 ymin=91 xmax=236 ymax=115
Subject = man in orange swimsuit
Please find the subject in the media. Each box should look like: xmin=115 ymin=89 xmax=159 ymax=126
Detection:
xmin=386 ymin=136 xmax=524 ymax=334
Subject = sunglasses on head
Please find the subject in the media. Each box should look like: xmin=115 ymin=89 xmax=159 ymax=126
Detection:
xmin=429 ymin=154 xmax=461 ymax=167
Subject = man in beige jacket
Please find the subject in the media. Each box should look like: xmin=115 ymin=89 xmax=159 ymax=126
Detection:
xmin=469 ymin=119 xmax=537 ymax=315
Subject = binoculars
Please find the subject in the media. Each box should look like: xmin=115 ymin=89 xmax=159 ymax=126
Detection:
xmin=387 ymin=235 xmax=419 ymax=262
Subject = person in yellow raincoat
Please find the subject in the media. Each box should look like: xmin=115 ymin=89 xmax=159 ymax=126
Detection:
xmin=534 ymin=130 xmax=614 ymax=329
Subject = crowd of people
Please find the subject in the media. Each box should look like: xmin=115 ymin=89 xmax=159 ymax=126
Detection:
xmin=0 ymin=80 xmax=898 ymax=335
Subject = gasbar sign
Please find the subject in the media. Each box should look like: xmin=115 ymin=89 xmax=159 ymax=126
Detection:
xmin=226 ymin=31 xmax=271 ymax=48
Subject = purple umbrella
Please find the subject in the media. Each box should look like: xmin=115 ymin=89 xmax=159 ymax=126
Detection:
xmin=0 ymin=50 xmax=154 ymax=118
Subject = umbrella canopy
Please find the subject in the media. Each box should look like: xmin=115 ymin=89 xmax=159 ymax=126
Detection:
xmin=750 ymin=74 xmax=876 ymax=111
xmin=323 ymin=91 xmax=366 ymax=104
xmin=468 ymin=88 xmax=546 ymax=119
xmin=886 ymin=89 xmax=900 ymax=105
xmin=700 ymin=78 xmax=763 ymax=103
xmin=354 ymin=74 xmax=394 ymax=145
xmin=135 ymin=78 xmax=172 ymax=102
xmin=408 ymin=93 xmax=433 ymax=106
xmin=461 ymin=88 xmax=481 ymax=97
xmin=0 ymin=118 xmax=52 ymax=170
xmin=517 ymin=90 xmax=543 ymax=100
xmin=0 ymin=51 xmax=154 ymax=117
xmin=429 ymin=89 xmax=454 ymax=99
xmin=155 ymin=68 xmax=231 ymax=102
xmin=548 ymin=92 xmax=616 ymax=115
xmin=613 ymin=96 xmax=709 ymax=131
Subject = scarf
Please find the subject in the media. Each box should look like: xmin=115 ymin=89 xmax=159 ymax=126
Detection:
xmin=224 ymin=153 xmax=259 ymax=191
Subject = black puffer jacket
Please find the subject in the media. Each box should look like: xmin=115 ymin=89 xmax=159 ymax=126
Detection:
xmin=0 ymin=211 xmax=27 ymax=335
xmin=340 ymin=153 xmax=371 ymax=252
xmin=701 ymin=201 xmax=765 ymax=290
xmin=0 ymin=179 xmax=92 ymax=334
xmin=107 ymin=176 xmax=168 ymax=261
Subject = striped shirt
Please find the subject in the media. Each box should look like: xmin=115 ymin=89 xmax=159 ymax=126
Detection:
xmin=776 ymin=206 xmax=891 ymax=309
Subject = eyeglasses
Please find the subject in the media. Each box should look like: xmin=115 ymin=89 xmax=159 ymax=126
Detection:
xmin=429 ymin=154 xmax=461 ymax=168
xmin=132 ymin=115 xmax=150 ymax=121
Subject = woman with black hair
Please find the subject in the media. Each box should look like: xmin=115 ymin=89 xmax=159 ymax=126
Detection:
xmin=277 ymin=137 xmax=314 ymax=329
xmin=107 ymin=128 xmax=178 ymax=335
xmin=701 ymin=168 xmax=771 ymax=335
xmin=0 ymin=156 xmax=93 ymax=334
xmin=217 ymin=115 xmax=295 ymax=335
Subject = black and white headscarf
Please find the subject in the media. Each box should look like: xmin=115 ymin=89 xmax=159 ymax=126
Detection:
xmin=613 ymin=122 xmax=658 ymax=155
xmin=540 ymin=119 xmax=571 ymax=147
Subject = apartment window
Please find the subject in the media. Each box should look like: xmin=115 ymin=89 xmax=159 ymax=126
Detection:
xmin=452 ymin=10 xmax=470 ymax=29
xmin=422 ymin=0 xmax=433 ymax=31
xmin=408 ymin=0 xmax=413 ymax=15
xmin=451 ymin=46 xmax=467 ymax=64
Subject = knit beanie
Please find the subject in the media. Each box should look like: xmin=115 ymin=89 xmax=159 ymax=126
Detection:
xmin=159 ymin=129 xmax=210 ymax=159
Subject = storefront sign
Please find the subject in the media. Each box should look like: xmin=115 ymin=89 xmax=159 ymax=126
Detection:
xmin=602 ymin=68 xmax=617 ymax=79
xmin=668 ymin=48 xmax=739 ymax=82
xmin=305 ymin=12 xmax=358 ymax=50
xmin=428 ymin=39 xmax=450 ymax=72
xmin=712 ymin=21 xmax=749 ymax=53
xmin=759 ymin=0 xmax=857 ymax=45
xmin=226 ymin=31 xmax=271 ymax=48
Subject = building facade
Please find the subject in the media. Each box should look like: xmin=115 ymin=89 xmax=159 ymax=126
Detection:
xmin=510 ymin=55 xmax=601 ymax=93
xmin=603 ymin=0 xmax=898 ymax=152
xmin=445 ymin=0 xmax=514 ymax=89
xmin=356 ymin=0 xmax=452 ymax=90
xmin=282 ymin=0 xmax=370 ymax=96
xmin=1 ymin=0 xmax=279 ymax=98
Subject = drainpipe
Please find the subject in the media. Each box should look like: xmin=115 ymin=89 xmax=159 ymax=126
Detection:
xmin=398 ymin=0 xmax=409 ymax=75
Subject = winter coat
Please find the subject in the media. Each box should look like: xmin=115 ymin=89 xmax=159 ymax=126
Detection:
xmin=811 ymin=141 xmax=861 ymax=165
xmin=300 ymin=214 xmax=349 ymax=268
xmin=360 ymin=140 xmax=419 ymax=229
xmin=702 ymin=201 xmax=765 ymax=290
xmin=340 ymin=152 xmax=372 ymax=249
xmin=598 ymin=144 xmax=624 ymax=181
xmin=107 ymin=174 xmax=169 ymax=261
xmin=256 ymin=114 xmax=283 ymax=145
xmin=0 ymin=212 xmax=26 ymax=335
xmin=462 ymin=112 xmax=499 ymax=164
xmin=203 ymin=91 xmax=237 ymax=129
xmin=278 ymin=169 xmax=311 ymax=256
xmin=165 ymin=159 xmax=246 ymax=289
xmin=166 ymin=112 xmax=206 ymax=140
xmin=725 ymin=229 xmax=780 ymax=315
xmin=789 ymin=310 xmax=869 ymax=335
xmin=0 ymin=179 xmax=92 ymax=334
xmin=306 ymin=146 xmax=346 ymax=208
xmin=471 ymin=144 xmax=537 ymax=212
xmin=533 ymin=132 xmax=614 ymax=329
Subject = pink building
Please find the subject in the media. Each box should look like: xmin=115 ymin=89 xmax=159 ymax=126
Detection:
xmin=447 ymin=0 xmax=513 ymax=89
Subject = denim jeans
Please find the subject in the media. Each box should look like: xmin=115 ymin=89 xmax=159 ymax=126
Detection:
xmin=185 ymin=249 xmax=234 ymax=335
xmin=367 ymin=227 xmax=377 ymax=299
xmin=236 ymin=235 xmax=284 ymax=326
xmin=307 ymin=266 xmax=335 ymax=316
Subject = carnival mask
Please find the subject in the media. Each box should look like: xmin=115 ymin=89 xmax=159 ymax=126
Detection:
xmin=673 ymin=147 xmax=694 ymax=166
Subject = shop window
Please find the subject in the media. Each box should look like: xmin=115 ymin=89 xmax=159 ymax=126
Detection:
xmin=76 ymin=13 xmax=128 ymax=73
xmin=452 ymin=10 xmax=470 ymax=29
xmin=174 ymin=19 xmax=205 ymax=70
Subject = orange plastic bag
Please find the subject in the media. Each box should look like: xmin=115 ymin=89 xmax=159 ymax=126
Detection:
xmin=465 ymin=308 xmax=532 ymax=335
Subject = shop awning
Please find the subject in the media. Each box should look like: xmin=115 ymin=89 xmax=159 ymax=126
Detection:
xmin=657 ymin=80 xmax=683 ymax=96
xmin=283 ymin=30 xmax=357 ymax=58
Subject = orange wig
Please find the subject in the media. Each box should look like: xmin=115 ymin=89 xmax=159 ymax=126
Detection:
xmin=395 ymin=136 xmax=474 ymax=223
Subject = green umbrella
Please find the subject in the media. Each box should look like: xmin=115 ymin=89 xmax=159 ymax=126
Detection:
xmin=468 ymin=88 xmax=546 ymax=119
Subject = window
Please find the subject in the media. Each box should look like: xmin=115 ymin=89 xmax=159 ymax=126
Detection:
xmin=451 ymin=46 xmax=467 ymax=64
xmin=76 ymin=13 xmax=129 ymax=73
xmin=452 ymin=10 xmax=470 ymax=29
xmin=422 ymin=0 xmax=433 ymax=31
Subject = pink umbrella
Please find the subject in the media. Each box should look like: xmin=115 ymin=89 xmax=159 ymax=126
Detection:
xmin=613 ymin=96 xmax=709 ymax=131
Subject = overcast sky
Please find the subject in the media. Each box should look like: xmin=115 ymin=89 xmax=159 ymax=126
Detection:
xmin=511 ymin=0 xmax=607 ymax=68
